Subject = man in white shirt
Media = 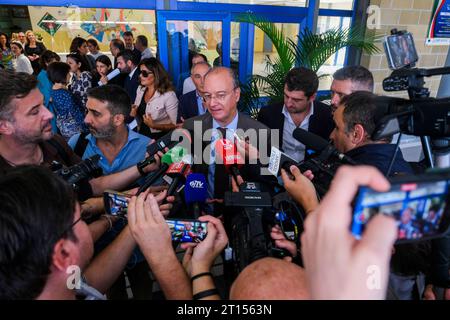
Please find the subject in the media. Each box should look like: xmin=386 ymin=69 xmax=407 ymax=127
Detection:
xmin=135 ymin=35 xmax=154 ymax=61
xmin=258 ymin=67 xmax=334 ymax=163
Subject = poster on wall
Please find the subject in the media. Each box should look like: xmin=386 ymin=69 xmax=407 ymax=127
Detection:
xmin=28 ymin=6 xmax=157 ymax=53
xmin=426 ymin=0 xmax=450 ymax=45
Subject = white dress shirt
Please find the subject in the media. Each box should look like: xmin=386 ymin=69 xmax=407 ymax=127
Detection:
xmin=281 ymin=102 xmax=314 ymax=162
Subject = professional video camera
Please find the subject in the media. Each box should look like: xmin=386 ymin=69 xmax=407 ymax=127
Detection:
xmin=375 ymin=29 xmax=450 ymax=166
xmin=224 ymin=181 xmax=277 ymax=272
xmin=224 ymin=180 xmax=308 ymax=272
xmin=52 ymin=154 xmax=102 ymax=191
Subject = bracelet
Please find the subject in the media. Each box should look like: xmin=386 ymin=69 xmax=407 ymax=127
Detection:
xmin=191 ymin=272 xmax=212 ymax=283
xmin=193 ymin=288 xmax=219 ymax=300
xmin=100 ymin=214 xmax=113 ymax=231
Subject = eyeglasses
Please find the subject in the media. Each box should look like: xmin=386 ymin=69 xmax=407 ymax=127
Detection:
xmin=59 ymin=215 xmax=83 ymax=239
xmin=203 ymin=88 xmax=236 ymax=103
xmin=140 ymin=70 xmax=154 ymax=78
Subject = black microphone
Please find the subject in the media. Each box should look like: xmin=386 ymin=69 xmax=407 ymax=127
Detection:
xmin=136 ymin=129 xmax=192 ymax=173
xmin=292 ymin=128 xmax=356 ymax=165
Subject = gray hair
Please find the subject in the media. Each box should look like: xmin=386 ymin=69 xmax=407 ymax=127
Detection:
xmin=205 ymin=66 xmax=239 ymax=89
xmin=333 ymin=66 xmax=374 ymax=92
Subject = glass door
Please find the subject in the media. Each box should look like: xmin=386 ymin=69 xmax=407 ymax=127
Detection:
xmin=157 ymin=11 xmax=231 ymax=93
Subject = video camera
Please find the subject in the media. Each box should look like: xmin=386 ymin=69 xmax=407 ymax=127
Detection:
xmin=224 ymin=181 xmax=273 ymax=272
xmin=52 ymin=155 xmax=102 ymax=192
xmin=375 ymin=29 xmax=450 ymax=142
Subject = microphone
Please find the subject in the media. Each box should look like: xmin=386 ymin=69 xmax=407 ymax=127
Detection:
xmin=165 ymin=162 xmax=191 ymax=196
xmin=268 ymin=146 xmax=299 ymax=177
xmin=292 ymin=128 xmax=356 ymax=165
xmin=98 ymin=68 xmax=120 ymax=86
xmin=137 ymin=146 xmax=187 ymax=195
xmin=215 ymin=138 xmax=244 ymax=186
xmin=184 ymin=173 xmax=208 ymax=218
xmin=136 ymin=129 xmax=192 ymax=173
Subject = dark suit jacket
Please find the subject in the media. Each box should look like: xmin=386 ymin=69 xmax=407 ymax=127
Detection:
xmin=182 ymin=112 xmax=275 ymax=189
xmin=257 ymin=100 xmax=335 ymax=154
xmin=124 ymin=68 xmax=141 ymax=103
xmin=178 ymin=90 xmax=199 ymax=122
xmin=132 ymin=48 xmax=142 ymax=63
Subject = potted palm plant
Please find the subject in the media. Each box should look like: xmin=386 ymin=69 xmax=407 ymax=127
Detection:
xmin=236 ymin=14 xmax=380 ymax=118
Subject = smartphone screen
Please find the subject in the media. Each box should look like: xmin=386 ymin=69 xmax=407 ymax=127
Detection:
xmin=352 ymin=178 xmax=450 ymax=243
xmin=384 ymin=32 xmax=418 ymax=70
xmin=103 ymin=190 xmax=131 ymax=216
xmin=166 ymin=219 xmax=208 ymax=243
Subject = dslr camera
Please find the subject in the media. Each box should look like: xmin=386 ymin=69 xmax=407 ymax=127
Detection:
xmin=52 ymin=155 xmax=103 ymax=191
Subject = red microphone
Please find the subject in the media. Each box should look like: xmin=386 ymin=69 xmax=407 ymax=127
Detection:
xmin=215 ymin=138 xmax=244 ymax=185
xmin=165 ymin=162 xmax=191 ymax=196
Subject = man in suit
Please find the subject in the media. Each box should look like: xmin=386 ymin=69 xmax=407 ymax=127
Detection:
xmin=178 ymin=61 xmax=211 ymax=122
xmin=123 ymin=31 xmax=142 ymax=63
xmin=109 ymin=39 xmax=125 ymax=68
xmin=116 ymin=49 xmax=141 ymax=103
xmin=258 ymin=67 xmax=334 ymax=163
xmin=182 ymin=66 xmax=274 ymax=288
xmin=135 ymin=35 xmax=153 ymax=61
xmin=183 ymin=67 xmax=273 ymax=215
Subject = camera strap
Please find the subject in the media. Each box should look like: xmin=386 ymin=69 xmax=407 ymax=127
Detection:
xmin=46 ymin=138 xmax=71 ymax=166
xmin=73 ymin=132 xmax=89 ymax=158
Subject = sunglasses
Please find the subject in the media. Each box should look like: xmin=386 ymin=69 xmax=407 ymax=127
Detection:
xmin=140 ymin=70 xmax=154 ymax=78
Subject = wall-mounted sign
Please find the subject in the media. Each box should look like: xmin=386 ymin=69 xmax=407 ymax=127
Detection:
xmin=427 ymin=0 xmax=450 ymax=45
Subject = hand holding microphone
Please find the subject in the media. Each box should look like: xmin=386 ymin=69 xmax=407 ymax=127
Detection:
xmin=280 ymin=165 xmax=319 ymax=214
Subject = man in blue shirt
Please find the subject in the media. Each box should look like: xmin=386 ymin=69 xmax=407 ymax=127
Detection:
xmin=69 ymin=85 xmax=149 ymax=173
xmin=68 ymin=84 xmax=152 ymax=300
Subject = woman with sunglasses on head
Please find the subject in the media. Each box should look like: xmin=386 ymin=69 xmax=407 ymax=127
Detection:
xmin=133 ymin=58 xmax=178 ymax=139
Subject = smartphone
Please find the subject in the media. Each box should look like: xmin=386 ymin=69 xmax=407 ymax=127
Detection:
xmin=166 ymin=219 xmax=208 ymax=243
xmin=351 ymin=175 xmax=450 ymax=244
xmin=103 ymin=190 xmax=132 ymax=216
xmin=384 ymin=32 xmax=418 ymax=70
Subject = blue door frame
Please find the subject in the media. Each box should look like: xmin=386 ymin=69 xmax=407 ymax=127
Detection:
xmin=157 ymin=10 xmax=231 ymax=87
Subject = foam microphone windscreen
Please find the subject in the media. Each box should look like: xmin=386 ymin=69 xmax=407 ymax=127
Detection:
xmin=214 ymin=138 xmax=244 ymax=166
xmin=184 ymin=173 xmax=208 ymax=204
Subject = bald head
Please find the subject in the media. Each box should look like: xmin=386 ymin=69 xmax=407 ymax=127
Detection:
xmin=203 ymin=66 xmax=240 ymax=126
xmin=230 ymin=258 xmax=310 ymax=300
xmin=191 ymin=62 xmax=211 ymax=92
xmin=205 ymin=66 xmax=239 ymax=89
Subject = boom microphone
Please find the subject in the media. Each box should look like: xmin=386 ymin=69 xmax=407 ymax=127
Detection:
xmin=292 ymin=128 xmax=356 ymax=165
